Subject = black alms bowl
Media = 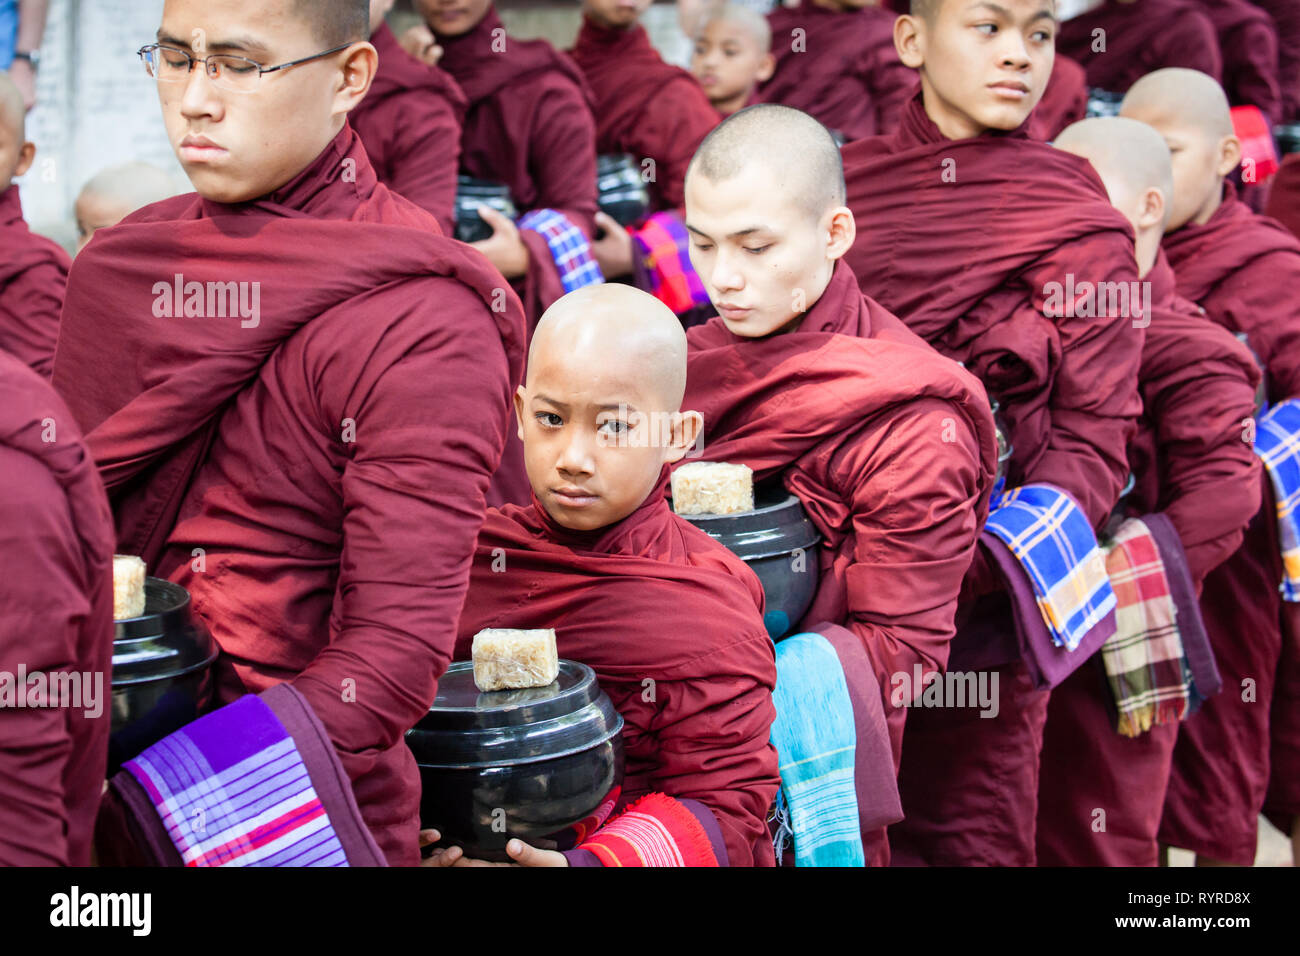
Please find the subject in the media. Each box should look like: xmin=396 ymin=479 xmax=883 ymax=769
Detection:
xmin=408 ymin=660 xmax=624 ymax=860
xmin=596 ymin=153 xmax=650 ymax=227
xmin=455 ymin=176 xmax=518 ymax=243
xmin=110 ymin=578 xmax=219 ymax=774
xmin=675 ymin=481 xmax=821 ymax=640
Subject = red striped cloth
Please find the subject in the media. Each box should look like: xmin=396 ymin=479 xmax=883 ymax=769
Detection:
xmin=576 ymin=793 xmax=719 ymax=866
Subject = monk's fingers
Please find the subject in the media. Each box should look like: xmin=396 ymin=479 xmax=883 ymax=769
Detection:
xmin=506 ymin=838 xmax=569 ymax=867
xmin=420 ymin=845 xmax=464 ymax=868
xmin=593 ymin=210 xmax=627 ymax=239
xmin=426 ymin=44 xmax=444 ymax=65
xmin=475 ymin=204 xmax=518 ymax=238
xmin=400 ymin=25 xmax=437 ymax=60
xmin=417 ymin=828 xmax=441 ymax=848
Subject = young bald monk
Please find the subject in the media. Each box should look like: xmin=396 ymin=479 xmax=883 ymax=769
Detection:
xmin=1035 ymin=116 xmax=1261 ymax=867
xmin=690 ymin=3 xmax=774 ymax=118
xmin=52 ymin=0 xmax=525 ymax=866
xmin=572 ymin=0 xmax=719 ymax=212
xmin=1057 ymin=0 xmax=1223 ymax=97
xmin=424 ymin=284 xmax=780 ymax=868
xmin=841 ymin=0 xmax=1145 ymax=865
xmin=350 ymin=0 xmax=466 ymax=233
xmin=761 ymin=0 xmax=916 ymax=142
xmin=406 ymin=0 xmax=599 ymax=332
xmin=0 ymin=351 xmax=115 ymax=866
xmin=0 ymin=73 xmax=70 ymax=378
xmin=681 ymin=104 xmax=998 ymax=865
xmin=74 ymin=162 xmax=179 ymax=253
xmin=1121 ymin=67 xmax=1300 ymax=866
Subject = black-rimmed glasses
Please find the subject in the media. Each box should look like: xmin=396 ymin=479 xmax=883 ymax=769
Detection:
xmin=137 ymin=42 xmax=355 ymax=93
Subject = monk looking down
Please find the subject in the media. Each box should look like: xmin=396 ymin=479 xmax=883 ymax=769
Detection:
xmin=51 ymin=0 xmax=525 ymax=866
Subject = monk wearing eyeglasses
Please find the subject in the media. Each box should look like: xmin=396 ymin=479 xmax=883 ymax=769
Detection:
xmin=52 ymin=0 xmax=525 ymax=866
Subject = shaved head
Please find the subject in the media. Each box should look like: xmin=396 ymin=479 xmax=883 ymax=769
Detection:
xmin=529 ymin=284 xmax=688 ymax=410
xmin=520 ymin=284 xmax=700 ymax=530
xmin=689 ymin=104 xmax=845 ymax=221
xmin=0 ymin=72 xmax=25 ymax=141
xmin=294 ymin=0 xmax=369 ymax=47
xmin=696 ymin=3 xmax=771 ymax=49
xmin=1055 ymin=117 xmax=1174 ymax=225
xmin=1121 ymin=68 xmax=1234 ymax=141
xmin=80 ymin=163 xmax=179 ymax=211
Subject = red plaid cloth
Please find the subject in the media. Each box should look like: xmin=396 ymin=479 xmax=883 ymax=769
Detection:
xmin=576 ymin=793 xmax=719 ymax=866
xmin=631 ymin=211 xmax=711 ymax=316
xmin=1101 ymin=518 xmax=1193 ymax=737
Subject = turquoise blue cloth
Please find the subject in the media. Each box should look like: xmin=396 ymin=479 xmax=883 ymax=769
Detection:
xmin=0 ymin=0 xmax=16 ymax=69
xmin=770 ymin=632 xmax=864 ymax=867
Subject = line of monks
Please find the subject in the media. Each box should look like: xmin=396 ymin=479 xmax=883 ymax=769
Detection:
xmin=1 ymin=0 xmax=1298 ymax=867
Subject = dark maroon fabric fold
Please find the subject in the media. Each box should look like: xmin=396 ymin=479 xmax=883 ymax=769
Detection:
xmin=1142 ymin=512 xmax=1223 ymax=699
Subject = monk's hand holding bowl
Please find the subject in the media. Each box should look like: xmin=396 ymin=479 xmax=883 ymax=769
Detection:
xmin=592 ymin=210 xmax=634 ymax=279
xmin=418 ymin=829 xmax=568 ymax=867
xmin=470 ymin=206 xmax=530 ymax=280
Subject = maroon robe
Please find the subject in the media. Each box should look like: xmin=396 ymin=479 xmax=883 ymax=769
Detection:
xmin=1264 ymin=602 xmax=1300 ymax=837
xmin=51 ymin=125 xmax=525 ymax=867
xmin=0 ymin=351 xmax=114 ymax=866
xmin=1198 ymin=0 xmax=1283 ymax=123
xmin=1058 ymin=0 xmax=1223 ymax=94
xmin=350 ymin=22 xmax=467 ymax=234
xmin=434 ymin=7 xmax=599 ymax=328
xmin=1030 ymin=55 xmax=1090 ymax=141
xmin=1251 ymin=0 xmax=1300 ymax=122
xmin=1036 ymin=252 xmax=1261 ymax=866
xmin=681 ymin=261 xmax=997 ymax=865
xmin=455 ymin=470 xmax=780 ymax=866
xmin=1158 ymin=181 xmax=1300 ymax=862
xmin=843 ymin=94 xmax=1143 ymax=865
xmin=1264 ymin=153 xmax=1300 ymax=240
xmin=760 ymin=0 xmax=916 ymax=142
xmin=570 ymin=16 xmax=719 ymax=211
xmin=0 ymin=184 xmax=71 ymax=378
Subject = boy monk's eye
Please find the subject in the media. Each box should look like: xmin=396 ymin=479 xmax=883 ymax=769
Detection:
xmin=217 ymin=57 xmax=259 ymax=75
xmin=975 ymin=23 xmax=997 ymax=35
xmin=599 ymin=419 xmax=629 ymax=435
xmin=692 ymin=241 xmax=714 ymax=252
xmin=535 ymin=411 xmax=563 ymax=427
xmin=745 ymin=244 xmax=771 ymax=255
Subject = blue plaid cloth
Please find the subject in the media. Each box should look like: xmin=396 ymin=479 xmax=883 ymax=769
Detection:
xmin=1253 ymin=399 xmax=1300 ymax=602
xmin=984 ymin=484 xmax=1116 ymax=651
xmin=769 ymin=632 xmax=864 ymax=867
xmin=516 ymin=208 xmax=603 ymax=294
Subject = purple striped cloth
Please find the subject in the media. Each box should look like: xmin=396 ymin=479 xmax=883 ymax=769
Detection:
xmin=102 ymin=684 xmax=385 ymax=867
xmin=516 ymin=208 xmax=603 ymax=293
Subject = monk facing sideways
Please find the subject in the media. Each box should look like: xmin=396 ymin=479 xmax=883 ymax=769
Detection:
xmin=572 ymin=0 xmax=719 ymax=213
xmin=52 ymin=0 xmax=525 ymax=866
xmin=680 ymin=104 xmax=997 ymax=865
xmin=1121 ymin=67 xmax=1300 ymax=866
xmin=74 ymin=162 xmax=180 ymax=253
xmin=350 ymin=0 xmax=466 ymax=233
xmin=1036 ymin=116 xmax=1261 ymax=867
xmin=841 ymin=0 xmax=1145 ymax=866
xmin=761 ymin=0 xmax=916 ymax=142
xmin=690 ymin=3 xmax=774 ymax=118
xmin=0 ymin=73 xmax=71 ymax=378
xmin=423 ymin=284 xmax=779 ymax=867
xmin=405 ymin=0 xmax=600 ymax=330
xmin=0 ymin=350 xmax=115 ymax=866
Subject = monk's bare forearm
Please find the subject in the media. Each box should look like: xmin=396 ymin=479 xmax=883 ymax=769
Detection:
xmin=16 ymin=0 xmax=49 ymax=52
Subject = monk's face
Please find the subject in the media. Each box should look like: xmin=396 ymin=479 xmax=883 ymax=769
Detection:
xmin=1118 ymin=106 xmax=1239 ymax=232
xmin=155 ymin=0 xmax=373 ymax=204
xmin=897 ymin=0 xmax=1056 ymax=137
xmin=691 ymin=20 xmax=773 ymax=113
xmin=417 ymin=0 xmax=493 ymax=37
xmin=583 ymin=0 xmax=653 ymax=30
xmin=685 ymin=162 xmax=854 ymax=338
xmin=515 ymin=340 xmax=694 ymax=531
xmin=74 ymin=192 xmax=133 ymax=253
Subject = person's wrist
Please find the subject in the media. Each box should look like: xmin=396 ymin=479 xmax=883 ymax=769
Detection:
xmin=12 ymin=50 xmax=40 ymax=71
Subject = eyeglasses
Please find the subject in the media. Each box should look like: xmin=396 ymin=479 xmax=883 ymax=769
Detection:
xmin=137 ymin=42 xmax=354 ymax=94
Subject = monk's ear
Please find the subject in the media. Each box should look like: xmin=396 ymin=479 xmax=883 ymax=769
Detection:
xmin=825 ymin=206 xmax=856 ymax=261
xmin=894 ymin=14 xmax=925 ymax=69
xmin=1215 ymin=134 xmax=1242 ymax=178
xmin=513 ymin=385 xmax=528 ymax=442
xmin=1136 ymin=186 xmax=1165 ymax=232
xmin=333 ymin=42 xmax=379 ymax=118
xmin=663 ymin=410 xmax=704 ymax=465
xmin=12 ymin=141 xmax=35 ymax=179
xmin=756 ymin=53 xmax=776 ymax=85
